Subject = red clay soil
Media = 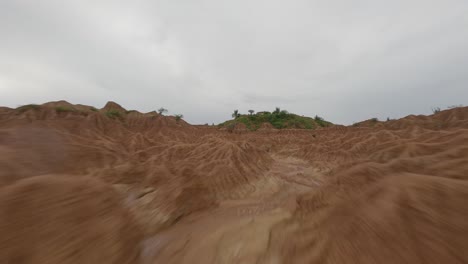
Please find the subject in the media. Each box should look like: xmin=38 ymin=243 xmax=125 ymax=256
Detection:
xmin=1 ymin=101 xmax=468 ymax=263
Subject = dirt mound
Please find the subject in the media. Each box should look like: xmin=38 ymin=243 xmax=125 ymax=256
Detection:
xmin=382 ymin=107 xmax=468 ymax=130
xmin=102 ymin=101 xmax=127 ymax=112
xmin=352 ymin=118 xmax=382 ymax=127
xmin=1 ymin=101 xmax=468 ymax=263
xmin=42 ymin=100 xmax=75 ymax=108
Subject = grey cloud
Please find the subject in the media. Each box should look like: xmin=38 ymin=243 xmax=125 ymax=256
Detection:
xmin=1 ymin=0 xmax=467 ymax=124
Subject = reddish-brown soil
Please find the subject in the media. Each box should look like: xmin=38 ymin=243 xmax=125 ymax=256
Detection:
xmin=1 ymin=100 xmax=468 ymax=263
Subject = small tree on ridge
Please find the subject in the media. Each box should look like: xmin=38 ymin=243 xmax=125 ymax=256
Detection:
xmin=175 ymin=114 xmax=183 ymax=122
xmin=232 ymin=109 xmax=240 ymax=119
xmin=158 ymin=107 xmax=168 ymax=115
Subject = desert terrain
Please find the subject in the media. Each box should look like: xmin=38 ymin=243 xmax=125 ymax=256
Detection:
xmin=1 ymin=100 xmax=468 ymax=263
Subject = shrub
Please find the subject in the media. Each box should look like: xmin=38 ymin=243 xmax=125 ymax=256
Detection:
xmin=304 ymin=121 xmax=313 ymax=129
xmin=278 ymin=110 xmax=289 ymax=118
xmin=89 ymin=107 xmax=98 ymax=112
xmin=55 ymin=106 xmax=75 ymax=113
xmin=314 ymin=115 xmax=327 ymax=127
xmin=271 ymin=119 xmax=284 ymax=129
xmin=106 ymin=110 xmax=123 ymax=119
xmin=175 ymin=114 xmax=184 ymax=121
xmin=298 ymin=118 xmax=314 ymax=129
xmin=237 ymin=116 xmax=254 ymax=130
xmin=16 ymin=104 xmax=41 ymax=113
xmin=432 ymin=107 xmax=441 ymax=114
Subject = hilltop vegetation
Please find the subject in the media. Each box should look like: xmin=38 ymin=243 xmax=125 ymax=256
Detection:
xmin=218 ymin=108 xmax=332 ymax=130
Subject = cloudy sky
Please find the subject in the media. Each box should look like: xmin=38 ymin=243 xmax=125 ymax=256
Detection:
xmin=1 ymin=0 xmax=467 ymax=124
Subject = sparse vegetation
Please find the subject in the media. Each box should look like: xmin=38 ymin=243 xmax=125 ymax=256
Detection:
xmin=175 ymin=114 xmax=184 ymax=122
xmin=16 ymin=104 xmax=41 ymax=113
xmin=158 ymin=107 xmax=168 ymax=115
xmin=55 ymin=106 xmax=75 ymax=113
xmin=90 ymin=107 xmax=98 ymax=112
xmin=105 ymin=110 xmax=123 ymax=119
xmin=447 ymin=104 xmax=463 ymax=109
xmin=314 ymin=115 xmax=327 ymax=127
xmin=219 ymin=107 xmax=332 ymax=131
xmin=432 ymin=107 xmax=441 ymax=114
xmin=352 ymin=117 xmax=380 ymax=127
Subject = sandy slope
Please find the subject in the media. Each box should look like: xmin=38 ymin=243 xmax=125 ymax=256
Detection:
xmin=1 ymin=101 xmax=468 ymax=263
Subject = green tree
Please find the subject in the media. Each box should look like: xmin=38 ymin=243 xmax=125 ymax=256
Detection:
xmin=232 ymin=109 xmax=240 ymax=119
xmin=158 ymin=107 xmax=168 ymax=115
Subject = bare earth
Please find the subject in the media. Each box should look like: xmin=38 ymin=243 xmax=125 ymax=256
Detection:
xmin=1 ymin=100 xmax=468 ymax=263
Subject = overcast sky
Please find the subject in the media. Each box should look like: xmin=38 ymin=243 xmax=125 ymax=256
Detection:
xmin=1 ymin=0 xmax=467 ymax=124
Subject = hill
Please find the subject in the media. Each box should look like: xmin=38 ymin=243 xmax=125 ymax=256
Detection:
xmin=218 ymin=109 xmax=332 ymax=131
xmin=1 ymin=101 xmax=468 ymax=263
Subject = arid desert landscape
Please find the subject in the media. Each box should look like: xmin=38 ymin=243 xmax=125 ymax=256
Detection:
xmin=1 ymin=100 xmax=468 ymax=263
